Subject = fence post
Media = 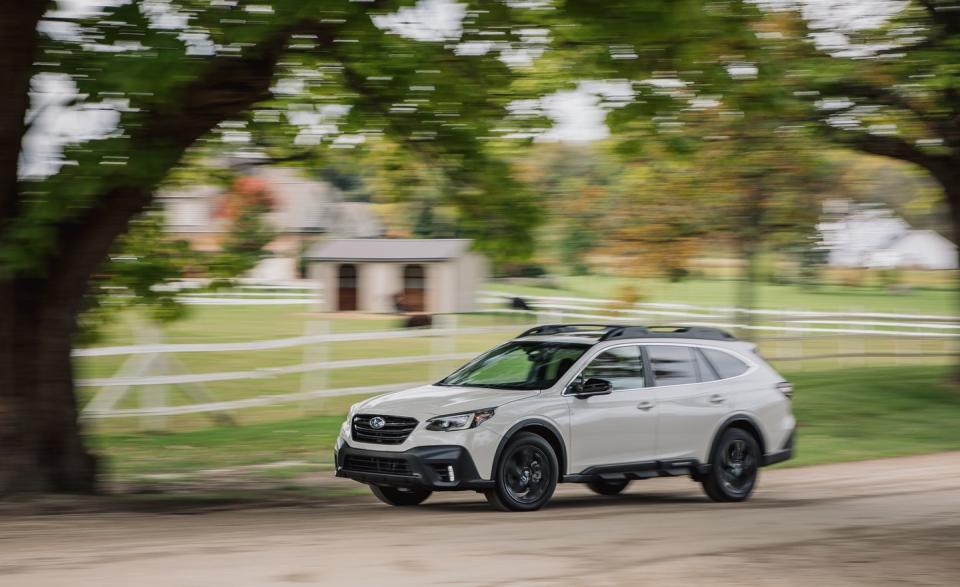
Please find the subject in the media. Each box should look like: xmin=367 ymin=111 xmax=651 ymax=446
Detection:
xmin=300 ymin=318 xmax=330 ymax=415
xmin=431 ymin=314 xmax=457 ymax=381
xmin=136 ymin=322 xmax=167 ymax=432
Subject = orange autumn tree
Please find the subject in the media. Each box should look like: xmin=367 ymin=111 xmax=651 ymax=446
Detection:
xmin=212 ymin=176 xmax=276 ymax=277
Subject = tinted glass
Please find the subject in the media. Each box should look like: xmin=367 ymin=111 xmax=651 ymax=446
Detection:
xmin=702 ymin=348 xmax=750 ymax=379
xmin=648 ymin=345 xmax=698 ymax=386
xmin=439 ymin=342 xmax=588 ymax=390
xmin=580 ymin=345 xmax=645 ymax=391
xmin=694 ymin=348 xmax=719 ymax=382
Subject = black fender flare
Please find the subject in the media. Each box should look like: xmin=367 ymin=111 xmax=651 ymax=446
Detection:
xmin=706 ymin=413 xmax=767 ymax=466
xmin=491 ymin=418 xmax=568 ymax=479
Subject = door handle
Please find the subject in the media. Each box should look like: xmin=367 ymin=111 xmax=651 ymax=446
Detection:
xmin=709 ymin=394 xmax=726 ymax=405
xmin=637 ymin=401 xmax=654 ymax=411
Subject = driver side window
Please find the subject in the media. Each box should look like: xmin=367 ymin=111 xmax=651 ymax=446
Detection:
xmin=580 ymin=345 xmax=645 ymax=391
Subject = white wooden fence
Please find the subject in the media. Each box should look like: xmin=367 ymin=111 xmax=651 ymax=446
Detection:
xmin=77 ymin=289 xmax=960 ymax=428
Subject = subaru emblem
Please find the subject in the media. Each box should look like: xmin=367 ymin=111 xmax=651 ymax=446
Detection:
xmin=369 ymin=416 xmax=386 ymax=430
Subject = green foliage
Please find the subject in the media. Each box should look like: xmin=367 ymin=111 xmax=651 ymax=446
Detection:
xmin=212 ymin=201 xmax=276 ymax=278
xmin=79 ymin=213 xmax=194 ymax=344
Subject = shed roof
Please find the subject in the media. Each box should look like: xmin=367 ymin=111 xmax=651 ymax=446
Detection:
xmin=305 ymin=239 xmax=472 ymax=261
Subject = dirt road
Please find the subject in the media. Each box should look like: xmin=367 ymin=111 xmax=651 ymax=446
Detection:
xmin=3 ymin=452 xmax=960 ymax=586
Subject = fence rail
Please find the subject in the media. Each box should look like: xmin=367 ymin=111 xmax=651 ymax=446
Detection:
xmin=77 ymin=292 xmax=960 ymax=425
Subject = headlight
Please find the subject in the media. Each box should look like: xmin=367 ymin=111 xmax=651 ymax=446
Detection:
xmin=426 ymin=408 xmax=496 ymax=432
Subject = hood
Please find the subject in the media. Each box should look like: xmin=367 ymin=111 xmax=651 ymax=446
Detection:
xmin=356 ymin=384 xmax=539 ymax=418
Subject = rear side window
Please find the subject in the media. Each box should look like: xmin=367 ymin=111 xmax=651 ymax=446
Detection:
xmin=701 ymin=348 xmax=750 ymax=379
xmin=581 ymin=345 xmax=645 ymax=391
xmin=694 ymin=349 xmax=719 ymax=382
xmin=647 ymin=345 xmax=698 ymax=386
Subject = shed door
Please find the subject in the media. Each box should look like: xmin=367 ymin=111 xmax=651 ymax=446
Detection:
xmin=338 ymin=264 xmax=358 ymax=312
xmin=403 ymin=264 xmax=426 ymax=312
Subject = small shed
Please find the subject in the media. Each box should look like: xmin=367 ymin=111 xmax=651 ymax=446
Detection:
xmin=304 ymin=239 xmax=487 ymax=313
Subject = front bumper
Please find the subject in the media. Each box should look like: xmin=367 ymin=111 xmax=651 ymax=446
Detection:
xmin=335 ymin=443 xmax=494 ymax=491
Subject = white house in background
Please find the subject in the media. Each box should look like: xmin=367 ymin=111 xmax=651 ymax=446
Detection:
xmin=158 ymin=167 xmax=384 ymax=281
xmin=818 ymin=201 xmax=957 ymax=270
xmin=305 ymin=239 xmax=487 ymax=314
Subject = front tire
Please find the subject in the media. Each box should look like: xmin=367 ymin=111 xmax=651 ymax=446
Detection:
xmin=701 ymin=428 xmax=760 ymax=502
xmin=587 ymin=479 xmax=630 ymax=496
xmin=370 ymin=484 xmax=432 ymax=506
xmin=485 ymin=432 xmax=558 ymax=512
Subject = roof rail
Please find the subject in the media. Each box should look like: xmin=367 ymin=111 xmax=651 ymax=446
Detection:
xmin=517 ymin=324 xmax=628 ymax=338
xmin=599 ymin=325 xmax=737 ymax=342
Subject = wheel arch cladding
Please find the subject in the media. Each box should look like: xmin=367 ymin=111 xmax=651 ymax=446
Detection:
xmin=493 ymin=420 xmax=567 ymax=478
xmin=711 ymin=416 xmax=766 ymax=462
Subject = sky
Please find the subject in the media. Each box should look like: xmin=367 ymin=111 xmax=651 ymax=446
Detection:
xmin=21 ymin=0 xmax=906 ymax=178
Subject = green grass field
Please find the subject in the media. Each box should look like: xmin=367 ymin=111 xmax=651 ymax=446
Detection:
xmin=75 ymin=276 xmax=960 ymax=492
xmin=485 ymin=275 xmax=960 ymax=314
xmin=91 ymin=365 xmax=960 ymax=486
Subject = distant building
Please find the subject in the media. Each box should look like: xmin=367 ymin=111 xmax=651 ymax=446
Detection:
xmin=818 ymin=201 xmax=957 ymax=270
xmin=305 ymin=239 xmax=487 ymax=313
xmin=158 ymin=167 xmax=383 ymax=280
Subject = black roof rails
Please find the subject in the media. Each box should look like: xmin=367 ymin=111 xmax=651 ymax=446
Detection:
xmin=517 ymin=324 xmax=628 ymax=338
xmin=599 ymin=325 xmax=737 ymax=342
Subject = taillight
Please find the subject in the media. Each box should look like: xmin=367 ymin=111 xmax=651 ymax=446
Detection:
xmin=777 ymin=381 xmax=793 ymax=400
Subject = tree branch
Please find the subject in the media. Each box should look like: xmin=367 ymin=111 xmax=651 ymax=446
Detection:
xmin=823 ymin=124 xmax=952 ymax=178
xmin=916 ymin=0 xmax=960 ymax=36
xmin=46 ymin=21 xmax=334 ymax=313
xmin=814 ymin=78 xmax=957 ymax=146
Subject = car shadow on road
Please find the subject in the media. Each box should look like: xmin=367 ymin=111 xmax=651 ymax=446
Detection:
xmin=418 ymin=492 xmax=710 ymax=513
xmin=416 ymin=490 xmax=808 ymax=514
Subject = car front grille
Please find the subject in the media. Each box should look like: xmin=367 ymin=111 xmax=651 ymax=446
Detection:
xmin=342 ymin=454 xmax=413 ymax=476
xmin=351 ymin=414 xmax=419 ymax=445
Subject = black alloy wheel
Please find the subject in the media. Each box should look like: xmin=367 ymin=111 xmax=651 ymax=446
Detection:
xmin=701 ymin=427 xmax=760 ymax=502
xmin=486 ymin=432 xmax=558 ymax=511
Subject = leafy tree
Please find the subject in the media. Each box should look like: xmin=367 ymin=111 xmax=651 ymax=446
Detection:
xmin=209 ymin=176 xmax=276 ymax=277
xmin=799 ymin=1 xmax=960 ymax=294
xmin=0 ymin=0 xmax=552 ymax=494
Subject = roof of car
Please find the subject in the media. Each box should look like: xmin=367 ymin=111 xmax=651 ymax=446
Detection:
xmin=516 ymin=324 xmax=738 ymax=343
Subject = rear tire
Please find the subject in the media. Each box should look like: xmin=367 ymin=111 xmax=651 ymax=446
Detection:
xmin=370 ymin=484 xmax=432 ymax=506
xmin=485 ymin=432 xmax=558 ymax=512
xmin=701 ymin=428 xmax=760 ymax=502
xmin=587 ymin=479 xmax=630 ymax=496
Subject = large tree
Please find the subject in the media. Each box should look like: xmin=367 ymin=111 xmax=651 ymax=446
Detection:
xmin=804 ymin=1 xmax=960 ymax=282
xmin=0 ymin=0 xmax=548 ymax=495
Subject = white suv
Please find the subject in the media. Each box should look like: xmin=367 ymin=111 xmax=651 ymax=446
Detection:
xmin=335 ymin=324 xmax=795 ymax=511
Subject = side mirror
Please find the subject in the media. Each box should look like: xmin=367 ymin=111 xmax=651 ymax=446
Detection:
xmin=573 ymin=377 xmax=613 ymax=399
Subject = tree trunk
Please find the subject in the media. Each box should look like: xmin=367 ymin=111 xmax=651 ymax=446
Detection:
xmin=0 ymin=279 xmax=97 ymax=494
xmin=734 ymin=180 xmax=768 ymax=339
xmin=942 ymin=168 xmax=960 ymax=385
xmin=737 ymin=239 xmax=759 ymax=336
xmin=0 ymin=20 xmax=306 ymax=494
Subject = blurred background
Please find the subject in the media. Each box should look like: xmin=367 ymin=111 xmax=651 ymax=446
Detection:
xmin=2 ymin=0 xmax=960 ymax=584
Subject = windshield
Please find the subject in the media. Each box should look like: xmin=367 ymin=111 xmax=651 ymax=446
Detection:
xmin=439 ymin=341 xmax=588 ymax=390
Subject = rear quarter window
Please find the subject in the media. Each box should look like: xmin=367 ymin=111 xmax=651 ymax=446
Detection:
xmin=701 ymin=348 xmax=750 ymax=379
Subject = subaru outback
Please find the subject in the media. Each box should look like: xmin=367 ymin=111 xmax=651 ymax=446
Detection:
xmin=335 ymin=324 xmax=795 ymax=511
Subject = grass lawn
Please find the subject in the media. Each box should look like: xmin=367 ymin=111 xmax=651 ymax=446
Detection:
xmin=91 ymin=364 xmax=960 ymax=486
xmin=486 ymin=275 xmax=960 ymax=315
xmin=74 ymin=277 xmax=960 ymax=492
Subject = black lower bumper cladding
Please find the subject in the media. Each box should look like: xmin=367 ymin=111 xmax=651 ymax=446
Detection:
xmin=761 ymin=430 xmax=795 ymax=466
xmin=335 ymin=443 xmax=494 ymax=491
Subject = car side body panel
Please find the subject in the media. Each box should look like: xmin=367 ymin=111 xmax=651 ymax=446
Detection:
xmin=336 ymin=332 xmax=795 ymax=490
